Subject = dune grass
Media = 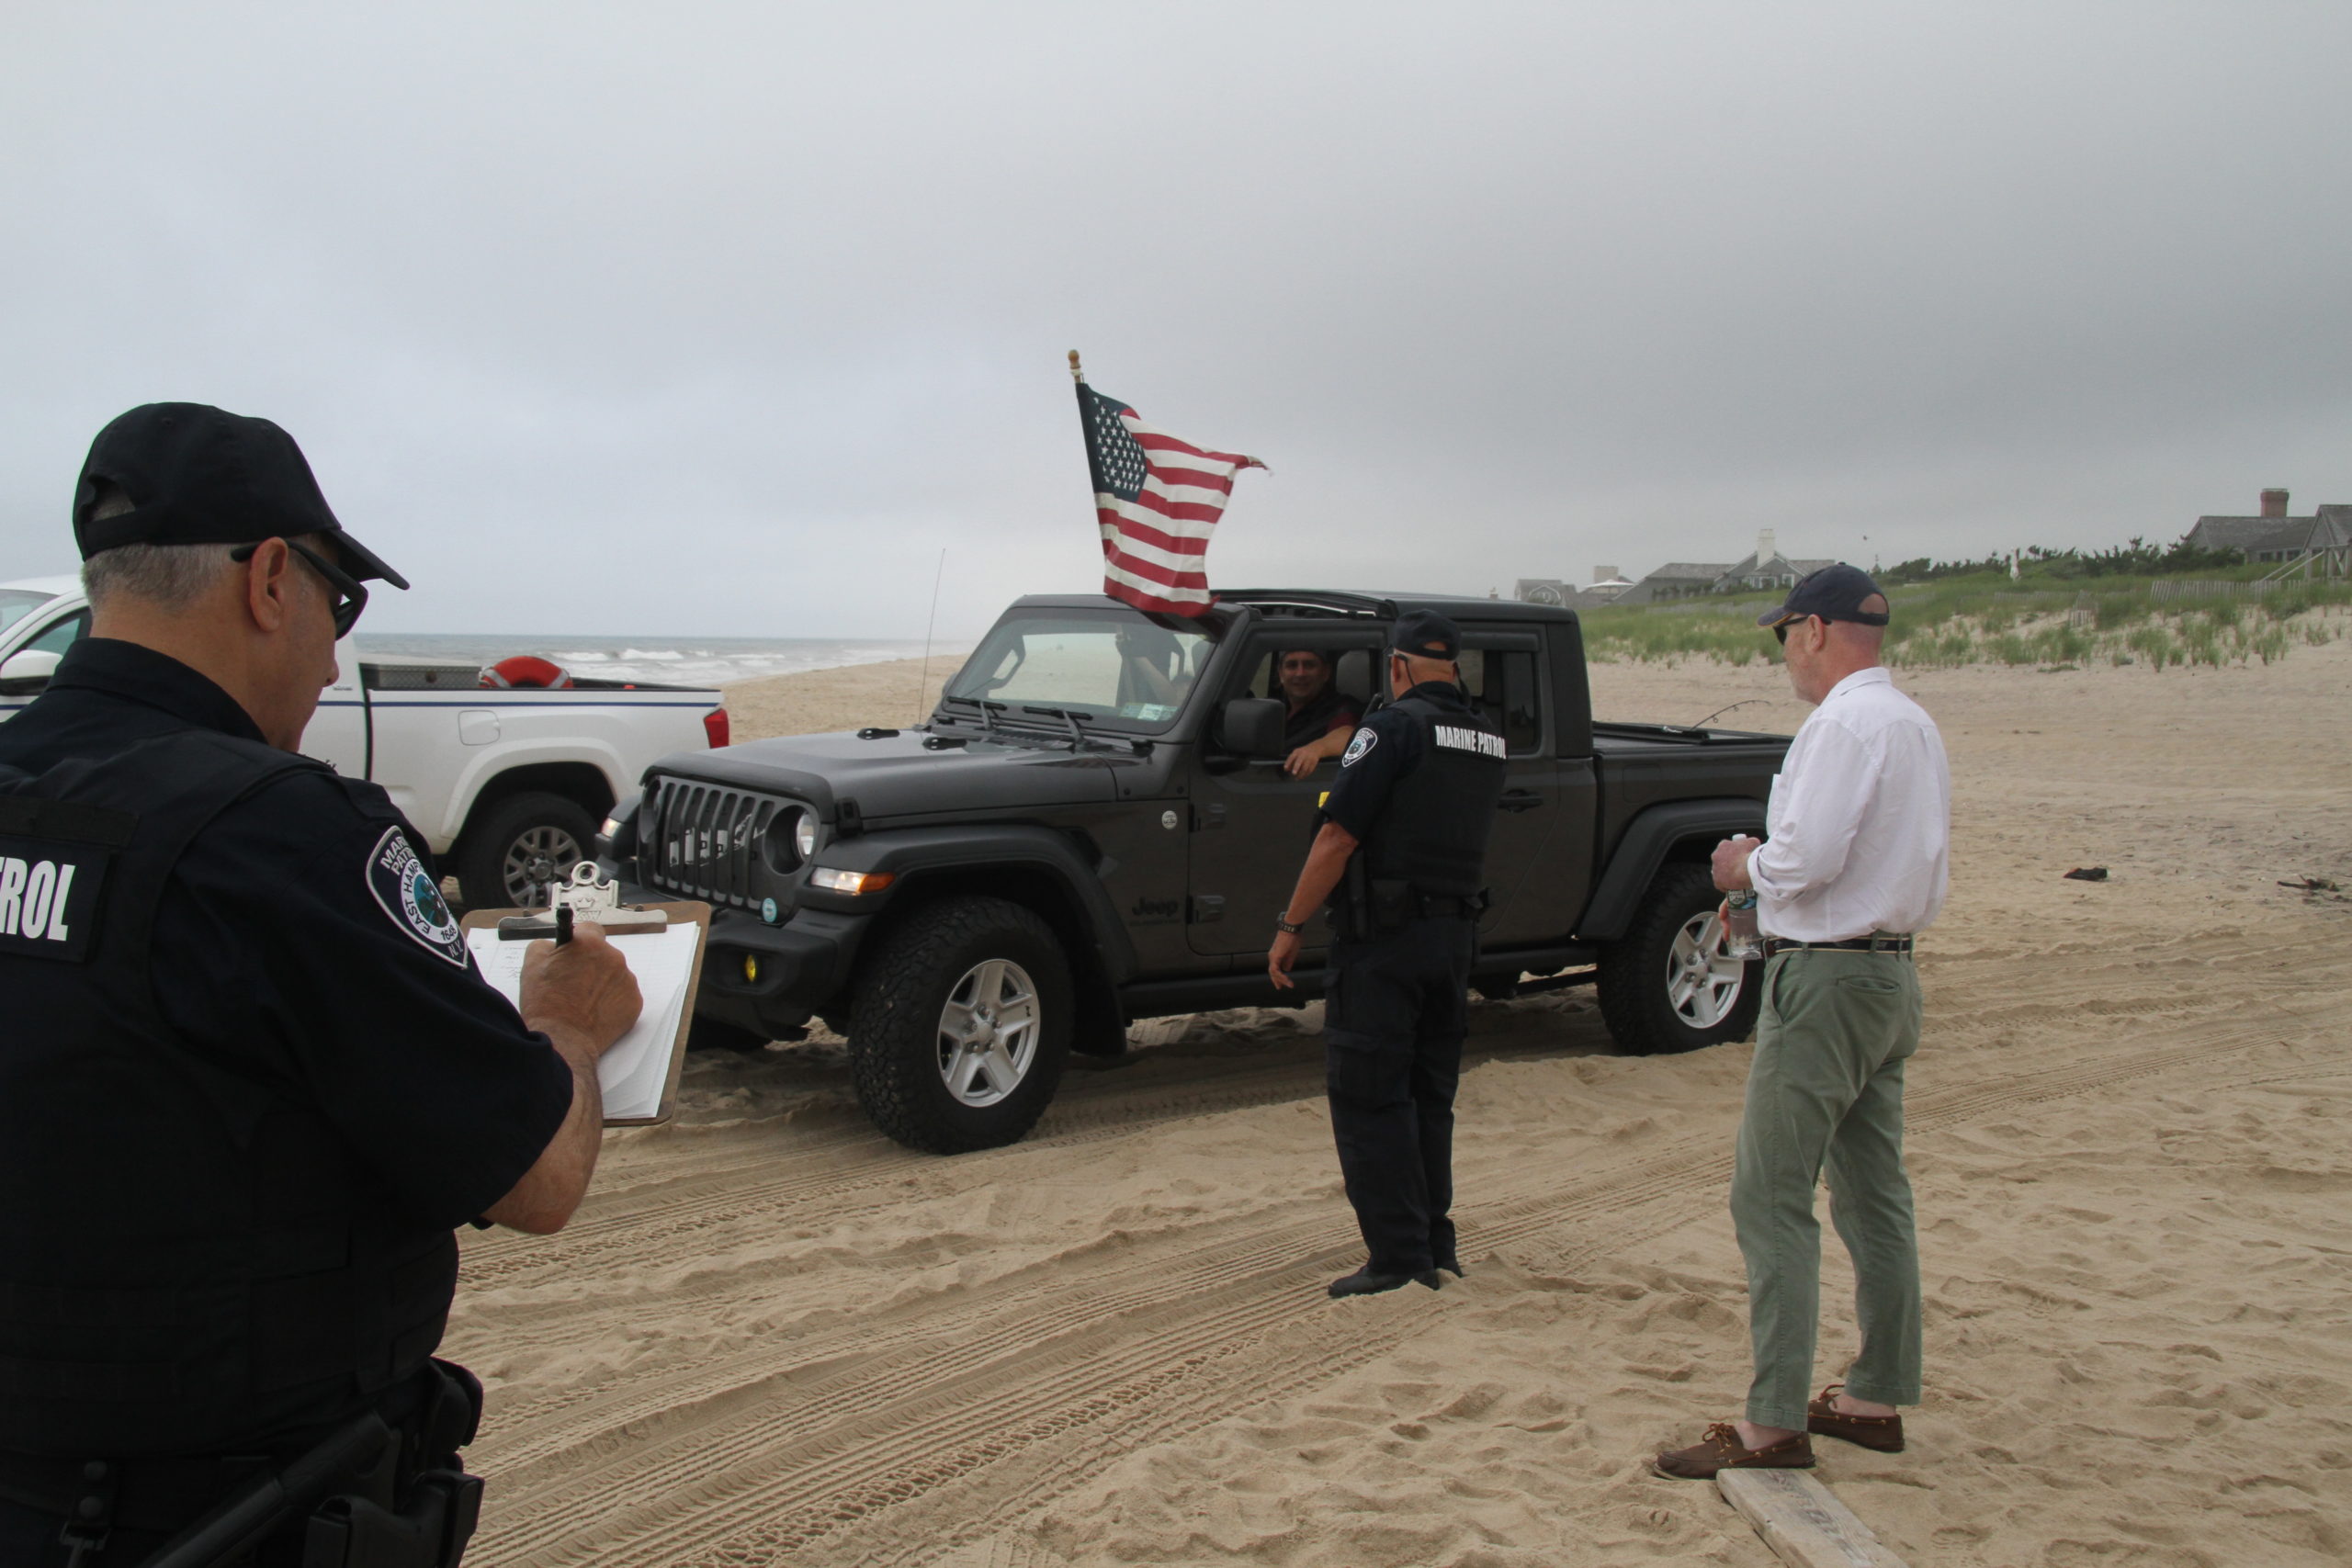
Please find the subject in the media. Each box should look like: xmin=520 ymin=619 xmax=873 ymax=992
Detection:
xmin=1576 ymin=572 xmax=2352 ymax=670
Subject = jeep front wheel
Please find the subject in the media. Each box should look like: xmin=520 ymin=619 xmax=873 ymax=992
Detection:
xmin=1595 ymin=861 xmax=1761 ymax=1055
xmin=848 ymin=896 xmax=1073 ymax=1153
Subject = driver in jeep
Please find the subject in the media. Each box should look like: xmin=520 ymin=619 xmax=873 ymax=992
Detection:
xmin=1276 ymin=649 xmax=1362 ymax=778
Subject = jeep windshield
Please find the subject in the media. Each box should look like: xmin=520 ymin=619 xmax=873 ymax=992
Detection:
xmin=939 ymin=607 xmax=1219 ymax=734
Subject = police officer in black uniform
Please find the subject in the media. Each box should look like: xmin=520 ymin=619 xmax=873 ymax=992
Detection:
xmin=1268 ymin=610 xmax=1507 ymax=1298
xmin=0 ymin=404 xmax=643 ymax=1566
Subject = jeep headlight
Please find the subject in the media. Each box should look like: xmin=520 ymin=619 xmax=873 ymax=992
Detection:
xmin=763 ymin=807 xmax=819 ymax=873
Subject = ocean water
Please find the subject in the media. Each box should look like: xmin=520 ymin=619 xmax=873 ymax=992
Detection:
xmin=350 ymin=634 xmax=965 ymax=688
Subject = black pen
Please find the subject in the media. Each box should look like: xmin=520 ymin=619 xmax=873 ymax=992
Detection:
xmin=556 ymin=904 xmax=574 ymax=946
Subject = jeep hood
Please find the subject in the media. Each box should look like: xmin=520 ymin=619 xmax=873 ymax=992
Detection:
xmin=641 ymin=728 xmax=1149 ymax=821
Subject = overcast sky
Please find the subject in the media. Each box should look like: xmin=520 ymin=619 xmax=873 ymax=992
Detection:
xmin=5 ymin=3 xmax=2346 ymax=637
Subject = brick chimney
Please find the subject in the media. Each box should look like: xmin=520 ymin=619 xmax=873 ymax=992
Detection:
xmin=2261 ymin=488 xmax=2289 ymax=518
xmin=1756 ymin=528 xmax=1777 ymax=564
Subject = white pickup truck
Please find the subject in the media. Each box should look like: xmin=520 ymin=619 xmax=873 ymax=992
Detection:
xmin=1 ymin=574 xmax=728 ymax=908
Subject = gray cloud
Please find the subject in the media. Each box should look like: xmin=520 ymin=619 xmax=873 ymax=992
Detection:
xmin=5 ymin=2 xmax=2346 ymax=637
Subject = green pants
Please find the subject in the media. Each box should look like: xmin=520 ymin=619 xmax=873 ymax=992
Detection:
xmin=1731 ymin=948 xmax=1923 ymax=1431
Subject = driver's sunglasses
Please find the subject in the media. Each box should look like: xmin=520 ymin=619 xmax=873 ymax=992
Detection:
xmin=231 ymin=537 xmax=369 ymax=637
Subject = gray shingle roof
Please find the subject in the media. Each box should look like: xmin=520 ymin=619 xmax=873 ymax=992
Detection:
xmin=2188 ymin=514 xmax=2342 ymax=556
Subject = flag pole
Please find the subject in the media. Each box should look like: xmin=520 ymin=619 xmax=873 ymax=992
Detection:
xmin=1069 ymin=349 xmax=1083 ymax=383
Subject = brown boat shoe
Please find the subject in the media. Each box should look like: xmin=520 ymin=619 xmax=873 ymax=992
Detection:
xmin=1807 ymin=1383 xmax=1905 ymax=1452
xmin=1653 ymin=1422 xmax=1815 ymax=1480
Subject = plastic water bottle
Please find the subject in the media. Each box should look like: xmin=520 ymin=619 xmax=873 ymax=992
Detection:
xmin=1724 ymin=890 xmax=1763 ymax=960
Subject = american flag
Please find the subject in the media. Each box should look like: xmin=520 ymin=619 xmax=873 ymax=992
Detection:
xmin=1076 ymin=378 xmax=1262 ymax=616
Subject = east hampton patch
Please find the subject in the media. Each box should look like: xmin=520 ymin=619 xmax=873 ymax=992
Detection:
xmin=1340 ymin=727 xmax=1378 ymax=767
xmin=367 ymin=826 xmax=467 ymax=967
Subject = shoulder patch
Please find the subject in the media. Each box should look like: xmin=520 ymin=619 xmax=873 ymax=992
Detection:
xmin=1340 ymin=727 xmax=1379 ymax=767
xmin=366 ymin=826 xmax=468 ymax=967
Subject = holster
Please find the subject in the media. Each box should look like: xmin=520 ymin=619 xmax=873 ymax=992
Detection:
xmin=301 ymin=1470 xmax=481 ymax=1568
xmin=302 ymin=1360 xmax=485 ymax=1568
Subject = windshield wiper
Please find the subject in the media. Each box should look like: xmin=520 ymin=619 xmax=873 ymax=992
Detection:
xmin=1020 ymin=705 xmax=1100 ymax=751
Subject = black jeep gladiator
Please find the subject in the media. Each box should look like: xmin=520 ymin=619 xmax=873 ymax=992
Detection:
xmin=600 ymin=591 xmax=1791 ymax=1153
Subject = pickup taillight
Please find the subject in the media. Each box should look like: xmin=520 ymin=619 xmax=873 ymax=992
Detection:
xmin=703 ymin=707 xmax=730 ymax=749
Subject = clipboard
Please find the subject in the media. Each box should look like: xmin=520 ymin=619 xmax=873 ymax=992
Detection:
xmin=459 ymin=900 xmax=711 ymax=1128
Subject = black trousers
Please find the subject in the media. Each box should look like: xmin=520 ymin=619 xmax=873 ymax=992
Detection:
xmin=1322 ymin=917 xmax=1476 ymax=1275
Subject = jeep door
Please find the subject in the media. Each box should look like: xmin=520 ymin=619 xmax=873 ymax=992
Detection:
xmin=1455 ymin=629 xmax=1574 ymax=945
xmin=1184 ymin=628 xmax=1385 ymax=958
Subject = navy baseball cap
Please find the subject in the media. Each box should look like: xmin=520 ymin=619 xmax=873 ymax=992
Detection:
xmin=74 ymin=402 xmax=409 ymax=588
xmin=1391 ymin=608 xmax=1462 ymax=660
xmin=1756 ymin=563 xmax=1888 ymax=630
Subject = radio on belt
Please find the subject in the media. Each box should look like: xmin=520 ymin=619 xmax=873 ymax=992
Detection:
xmin=496 ymin=862 xmax=671 ymax=942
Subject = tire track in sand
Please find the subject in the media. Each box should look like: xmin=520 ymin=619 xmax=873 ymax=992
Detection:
xmin=461 ymin=955 xmax=2349 ymax=1567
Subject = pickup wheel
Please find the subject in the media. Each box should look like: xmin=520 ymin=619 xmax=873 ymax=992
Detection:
xmin=455 ymin=791 xmax=598 ymax=910
xmin=848 ymin=896 xmax=1073 ymax=1154
xmin=1595 ymin=862 xmax=1761 ymax=1055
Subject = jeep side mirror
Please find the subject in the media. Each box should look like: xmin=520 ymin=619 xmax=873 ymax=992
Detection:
xmin=1216 ymin=696 xmax=1287 ymax=760
xmin=0 ymin=649 xmax=61 ymax=695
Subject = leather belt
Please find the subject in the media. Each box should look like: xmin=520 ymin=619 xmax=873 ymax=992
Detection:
xmin=1762 ymin=934 xmax=1914 ymax=957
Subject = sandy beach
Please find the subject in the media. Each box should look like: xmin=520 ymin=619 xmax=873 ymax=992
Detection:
xmin=447 ymin=639 xmax=2352 ymax=1567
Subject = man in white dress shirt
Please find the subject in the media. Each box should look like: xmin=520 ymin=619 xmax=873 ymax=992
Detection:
xmin=1657 ymin=564 xmax=1951 ymax=1480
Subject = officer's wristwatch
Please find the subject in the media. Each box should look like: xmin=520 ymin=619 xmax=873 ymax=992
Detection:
xmin=1274 ymin=916 xmax=1305 ymax=935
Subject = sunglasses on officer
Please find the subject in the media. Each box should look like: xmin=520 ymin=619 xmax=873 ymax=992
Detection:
xmin=229 ymin=537 xmax=369 ymax=637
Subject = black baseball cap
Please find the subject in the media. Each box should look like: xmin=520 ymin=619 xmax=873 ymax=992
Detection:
xmin=1390 ymin=608 xmax=1462 ymax=660
xmin=74 ymin=402 xmax=409 ymax=589
xmin=1756 ymin=563 xmax=1888 ymax=631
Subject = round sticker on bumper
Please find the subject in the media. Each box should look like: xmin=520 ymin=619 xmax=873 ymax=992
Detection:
xmin=367 ymin=825 xmax=468 ymax=967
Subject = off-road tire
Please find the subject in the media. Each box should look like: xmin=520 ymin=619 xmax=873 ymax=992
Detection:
xmin=1595 ymin=861 xmax=1762 ymax=1055
xmin=455 ymin=791 xmax=598 ymax=910
xmin=848 ymin=896 xmax=1073 ymax=1153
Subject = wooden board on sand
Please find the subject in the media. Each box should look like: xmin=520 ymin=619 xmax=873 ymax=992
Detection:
xmin=1715 ymin=1470 xmax=1909 ymax=1568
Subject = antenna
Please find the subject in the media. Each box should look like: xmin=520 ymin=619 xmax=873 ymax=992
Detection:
xmin=915 ymin=547 xmax=946 ymax=724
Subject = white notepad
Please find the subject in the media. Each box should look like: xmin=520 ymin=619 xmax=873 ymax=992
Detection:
xmin=466 ymin=921 xmax=703 ymax=1122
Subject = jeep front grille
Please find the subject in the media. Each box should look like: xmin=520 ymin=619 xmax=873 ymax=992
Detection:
xmin=644 ymin=780 xmax=785 ymax=908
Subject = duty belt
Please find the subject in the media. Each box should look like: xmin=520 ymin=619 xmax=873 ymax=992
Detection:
xmin=1413 ymin=892 xmax=1489 ymax=919
xmin=0 ymin=1450 xmax=273 ymax=1535
xmin=1762 ymin=933 xmax=1914 ymax=958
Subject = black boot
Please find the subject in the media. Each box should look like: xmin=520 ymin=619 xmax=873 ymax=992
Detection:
xmin=1328 ymin=1266 xmax=1443 ymax=1298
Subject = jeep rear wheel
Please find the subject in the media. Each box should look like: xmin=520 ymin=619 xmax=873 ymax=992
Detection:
xmin=1595 ymin=862 xmax=1762 ymax=1055
xmin=848 ymin=896 xmax=1073 ymax=1153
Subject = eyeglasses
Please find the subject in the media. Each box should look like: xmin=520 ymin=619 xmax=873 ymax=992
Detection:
xmin=231 ymin=537 xmax=369 ymax=637
xmin=1770 ymin=615 xmax=1814 ymax=647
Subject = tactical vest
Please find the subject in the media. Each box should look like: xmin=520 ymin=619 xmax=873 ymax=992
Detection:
xmin=0 ymin=728 xmax=458 ymax=1458
xmin=1359 ymin=693 xmax=1509 ymax=898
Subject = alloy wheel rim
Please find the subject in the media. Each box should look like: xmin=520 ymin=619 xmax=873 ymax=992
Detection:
xmin=1666 ymin=908 xmax=1745 ymax=1029
xmin=503 ymin=825 xmax=584 ymax=908
xmin=935 ymin=957 xmax=1041 ymax=1107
